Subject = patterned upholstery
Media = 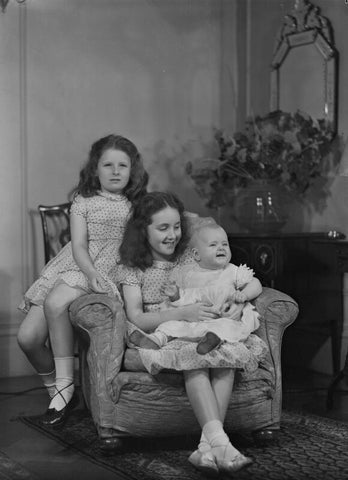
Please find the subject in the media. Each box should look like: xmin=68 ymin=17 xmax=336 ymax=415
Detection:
xmin=70 ymin=288 xmax=299 ymax=441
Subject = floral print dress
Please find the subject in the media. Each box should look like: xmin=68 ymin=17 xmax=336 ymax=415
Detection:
xmin=19 ymin=191 xmax=131 ymax=313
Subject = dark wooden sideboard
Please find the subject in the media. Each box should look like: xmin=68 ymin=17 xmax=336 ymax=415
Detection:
xmin=227 ymin=232 xmax=348 ymax=374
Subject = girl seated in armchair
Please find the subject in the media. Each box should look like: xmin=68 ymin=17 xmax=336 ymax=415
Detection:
xmin=128 ymin=220 xmax=262 ymax=355
xmin=119 ymin=191 xmax=268 ymax=477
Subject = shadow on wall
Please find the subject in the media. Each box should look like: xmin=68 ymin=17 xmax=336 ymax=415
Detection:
xmin=0 ymin=271 xmax=12 ymax=322
xmin=29 ymin=209 xmax=42 ymax=280
xmin=0 ymin=270 xmax=14 ymax=377
xmin=144 ymin=133 xmax=220 ymax=218
xmin=285 ymin=164 xmax=343 ymax=233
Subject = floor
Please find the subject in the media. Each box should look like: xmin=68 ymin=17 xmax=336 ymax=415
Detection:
xmin=0 ymin=368 xmax=347 ymax=480
xmin=282 ymin=366 xmax=348 ymax=421
xmin=0 ymin=375 xmax=120 ymax=480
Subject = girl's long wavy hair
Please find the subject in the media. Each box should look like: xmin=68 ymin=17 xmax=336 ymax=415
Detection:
xmin=120 ymin=191 xmax=189 ymax=270
xmin=71 ymin=134 xmax=148 ymax=202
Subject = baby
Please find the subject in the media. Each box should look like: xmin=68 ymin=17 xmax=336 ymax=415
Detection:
xmin=129 ymin=222 xmax=262 ymax=354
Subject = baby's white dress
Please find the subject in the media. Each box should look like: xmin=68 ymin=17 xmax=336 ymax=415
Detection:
xmin=156 ymin=263 xmax=260 ymax=343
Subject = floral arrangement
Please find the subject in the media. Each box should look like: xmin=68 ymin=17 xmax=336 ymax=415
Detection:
xmin=186 ymin=110 xmax=340 ymax=209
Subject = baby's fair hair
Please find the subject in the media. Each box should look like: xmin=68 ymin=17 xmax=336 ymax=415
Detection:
xmin=72 ymin=134 xmax=148 ymax=202
xmin=189 ymin=220 xmax=224 ymax=249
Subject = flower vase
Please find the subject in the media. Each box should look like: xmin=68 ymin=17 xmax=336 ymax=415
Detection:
xmin=232 ymin=180 xmax=289 ymax=234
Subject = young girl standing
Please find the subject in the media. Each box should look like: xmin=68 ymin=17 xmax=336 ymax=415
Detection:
xmin=119 ymin=192 xmax=266 ymax=476
xmin=18 ymin=134 xmax=148 ymax=426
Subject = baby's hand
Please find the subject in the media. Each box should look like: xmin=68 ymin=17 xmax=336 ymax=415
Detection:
xmin=158 ymin=300 xmax=172 ymax=311
xmin=220 ymin=302 xmax=243 ymax=320
xmin=221 ymin=303 xmax=243 ymax=320
xmin=221 ymin=301 xmax=234 ymax=317
xmin=160 ymin=281 xmax=180 ymax=301
xmin=231 ymin=291 xmax=248 ymax=304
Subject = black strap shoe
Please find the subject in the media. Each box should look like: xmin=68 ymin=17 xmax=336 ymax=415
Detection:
xmin=40 ymin=384 xmax=79 ymax=428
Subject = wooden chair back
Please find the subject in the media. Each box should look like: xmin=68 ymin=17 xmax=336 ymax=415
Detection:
xmin=38 ymin=203 xmax=71 ymax=264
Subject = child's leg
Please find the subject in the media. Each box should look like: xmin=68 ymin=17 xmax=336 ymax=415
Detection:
xmin=184 ymin=368 xmax=225 ymax=428
xmin=184 ymin=369 xmax=220 ymax=475
xmin=128 ymin=330 xmax=162 ymax=349
xmin=196 ymin=332 xmax=222 ymax=355
xmin=44 ymin=282 xmax=84 ymax=411
xmin=128 ymin=327 xmax=177 ymax=349
xmin=209 ymin=368 xmax=251 ymax=471
xmin=210 ymin=368 xmax=235 ymax=420
xmin=197 ymin=368 xmax=235 ymax=452
xmin=132 ymin=320 xmax=204 ymax=350
xmin=17 ymin=306 xmax=55 ymax=397
xmin=184 ymin=369 xmax=251 ymax=473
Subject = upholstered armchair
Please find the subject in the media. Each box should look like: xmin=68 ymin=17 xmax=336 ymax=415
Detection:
xmin=36 ymin=201 xmax=299 ymax=450
xmin=69 ymin=287 xmax=298 ymax=452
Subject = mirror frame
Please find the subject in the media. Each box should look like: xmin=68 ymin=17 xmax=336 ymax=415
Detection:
xmin=270 ymin=0 xmax=338 ymax=133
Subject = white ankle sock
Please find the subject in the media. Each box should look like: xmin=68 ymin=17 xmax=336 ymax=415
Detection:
xmin=49 ymin=357 xmax=75 ymax=412
xmin=203 ymin=420 xmax=240 ymax=462
xmin=202 ymin=420 xmax=227 ymax=445
xmin=38 ymin=369 xmax=56 ymax=399
xmin=198 ymin=432 xmax=211 ymax=453
xmin=150 ymin=331 xmax=168 ymax=347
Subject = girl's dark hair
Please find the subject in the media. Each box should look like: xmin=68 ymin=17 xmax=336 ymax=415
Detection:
xmin=120 ymin=191 xmax=189 ymax=270
xmin=72 ymin=134 xmax=148 ymax=202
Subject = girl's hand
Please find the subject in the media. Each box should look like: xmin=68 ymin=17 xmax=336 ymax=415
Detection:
xmin=184 ymin=303 xmax=220 ymax=322
xmin=88 ymin=273 xmax=108 ymax=294
xmin=160 ymin=281 xmax=180 ymax=301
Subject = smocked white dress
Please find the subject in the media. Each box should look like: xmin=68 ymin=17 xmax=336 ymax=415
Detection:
xmin=19 ymin=191 xmax=131 ymax=313
xmin=156 ymin=263 xmax=260 ymax=343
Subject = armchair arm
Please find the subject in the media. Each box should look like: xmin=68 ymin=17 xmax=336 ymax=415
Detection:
xmin=253 ymin=287 xmax=298 ymax=329
xmin=252 ymin=287 xmax=298 ymax=404
xmin=69 ymin=293 xmax=127 ymax=422
xmin=253 ymin=286 xmax=298 ymax=354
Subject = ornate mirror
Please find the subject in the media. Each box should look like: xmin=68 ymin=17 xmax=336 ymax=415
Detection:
xmin=270 ymin=0 xmax=338 ymax=132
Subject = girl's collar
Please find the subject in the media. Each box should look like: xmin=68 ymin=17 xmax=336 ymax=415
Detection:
xmin=152 ymin=259 xmax=178 ymax=270
xmin=97 ymin=190 xmax=127 ymax=201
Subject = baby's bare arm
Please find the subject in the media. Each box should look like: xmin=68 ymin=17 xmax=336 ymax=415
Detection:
xmin=232 ymin=277 xmax=262 ymax=303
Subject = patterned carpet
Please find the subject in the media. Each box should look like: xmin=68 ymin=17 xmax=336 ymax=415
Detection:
xmin=18 ymin=408 xmax=348 ymax=480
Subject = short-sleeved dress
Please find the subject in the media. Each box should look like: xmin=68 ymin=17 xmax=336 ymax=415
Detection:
xmin=19 ymin=191 xmax=131 ymax=313
xmin=121 ymin=260 xmax=268 ymax=375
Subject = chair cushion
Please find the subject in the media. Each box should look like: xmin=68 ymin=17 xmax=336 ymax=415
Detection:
xmin=108 ymin=361 xmax=276 ymax=437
